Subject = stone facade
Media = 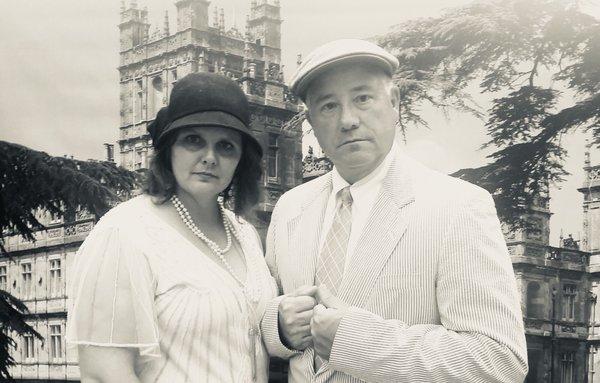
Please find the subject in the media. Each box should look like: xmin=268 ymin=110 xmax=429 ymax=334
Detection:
xmin=4 ymin=211 xmax=95 ymax=381
xmin=582 ymin=142 xmax=600 ymax=383
xmin=302 ymin=145 xmax=333 ymax=182
xmin=510 ymin=146 xmax=600 ymax=383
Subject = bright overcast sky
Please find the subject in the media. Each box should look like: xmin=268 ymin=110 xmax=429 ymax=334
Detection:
xmin=1 ymin=0 xmax=599 ymax=246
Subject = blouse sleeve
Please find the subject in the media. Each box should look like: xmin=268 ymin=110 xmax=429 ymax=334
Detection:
xmin=66 ymin=223 xmax=160 ymax=358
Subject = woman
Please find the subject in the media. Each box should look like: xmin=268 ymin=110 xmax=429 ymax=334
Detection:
xmin=66 ymin=73 xmax=277 ymax=382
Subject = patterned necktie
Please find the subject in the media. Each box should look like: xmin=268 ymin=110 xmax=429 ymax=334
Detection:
xmin=314 ymin=187 xmax=353 ymax=370
xmin=315 ymin=186 xmax=353 ymax=295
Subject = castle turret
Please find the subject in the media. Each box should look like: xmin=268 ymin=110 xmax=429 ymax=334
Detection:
xmin=163 ymin=10 xmax=170 ymax=36
xmin=219 ymin=8 xmax=225 ymax=32
xmin=119 ymin=0 xmax=150 ymax=51
xmin=248 ymin=0 xmax=282 ymax=51
xmin=579 ymin=140 xmax=600 ymax=263
xmin=213 ymin=6 xmax=219 ymax=28
xmin=175 ymin=0 xmax=210 ymax=32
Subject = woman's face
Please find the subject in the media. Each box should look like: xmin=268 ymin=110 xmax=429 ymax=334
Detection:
xmin=170 ymin=126 xmax=243 ymax=201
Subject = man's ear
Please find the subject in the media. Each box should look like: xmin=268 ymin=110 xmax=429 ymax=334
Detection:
xmin=390 ymin=84 xmax=400 ymax=110
xmin=305 ymin=109 xmax=313 ymax=125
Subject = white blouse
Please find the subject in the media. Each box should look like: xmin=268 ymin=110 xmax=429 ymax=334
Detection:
xmin=66 ymin=195 xmax=277 ymax=382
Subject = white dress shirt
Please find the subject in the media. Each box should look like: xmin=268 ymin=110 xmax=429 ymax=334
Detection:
xmin=318 ymin=141 xmax=398 ymax=274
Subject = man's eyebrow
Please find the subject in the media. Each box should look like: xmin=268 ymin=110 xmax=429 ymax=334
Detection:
xmin=311 ymin=84 xmax=375 ymax=104
xmin=350 ymin=84 xmax=374 ymax=92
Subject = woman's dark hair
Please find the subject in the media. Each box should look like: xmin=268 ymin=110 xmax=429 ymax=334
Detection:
xmin=143 ymin=130 xmax=263 ymax=216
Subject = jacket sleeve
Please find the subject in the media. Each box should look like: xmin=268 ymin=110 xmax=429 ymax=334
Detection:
xmin=260 ymin=200 xmax=301 ymax=359
xmin=328 ymin=192 xmax=528 ymax=382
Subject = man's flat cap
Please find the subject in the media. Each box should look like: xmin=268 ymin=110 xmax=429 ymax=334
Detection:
xmin=289 ymin=39 xmax=399 ymax=101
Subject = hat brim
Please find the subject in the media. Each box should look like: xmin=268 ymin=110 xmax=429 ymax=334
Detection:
xmin=156 ymin=111 xmax=262 ymax=156
xmin=293 ymin=54 xmax=395 ymax=102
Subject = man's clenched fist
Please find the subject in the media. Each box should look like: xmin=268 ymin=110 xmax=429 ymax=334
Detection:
xmin=311 ymin=284 xmax=350 ymax=361
xmin=278 ymin=285 xmax=318 ymax=350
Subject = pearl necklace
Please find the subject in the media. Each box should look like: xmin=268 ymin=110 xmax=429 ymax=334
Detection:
xmin=170 ymin=195 xmax=247 ymax=288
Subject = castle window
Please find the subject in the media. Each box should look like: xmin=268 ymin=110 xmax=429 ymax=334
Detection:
xmin=21 ymin=262 xmax=32 ymax=299
xmin=562 ymin=284 xmax=577 ymax=320
xmin=526 ymin=282 xmax=544 ymax=318
xmin=50 ymin=324 xmax=63 ymax=361
xmin=151 ymin=76 xmax=164 ymax=118
xmin=0 ymin=265 xmax=7 ymax=291
xmin=560 ymin=352 xmax=575 ymax=383
xmin=136 ymin=79 xmax=144 ymax=122
xmin=22 ymin=333 xmax=35 ymax=361
xmin=49 ymin=259 xmax=62 ymax=298
xmin=267 ymin=133 xmax=279 ymax=182
xmin=286 ymin=159 xmax=295 ymax=187
xmin=134 ymin=148 xmax=147 ymax=170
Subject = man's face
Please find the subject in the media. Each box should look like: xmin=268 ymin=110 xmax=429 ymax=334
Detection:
xmin=305 ymin=62 xmax=399 ymax=183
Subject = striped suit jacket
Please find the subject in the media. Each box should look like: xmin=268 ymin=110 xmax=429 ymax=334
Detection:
xmin=260 ymin=149 xmax=528 ymax=382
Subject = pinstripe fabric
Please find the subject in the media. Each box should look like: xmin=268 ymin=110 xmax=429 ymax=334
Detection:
xmin=67 ymin=195 xmax=278 ymax=383
xmin=260 ymin=149 xmax=528 ymax=383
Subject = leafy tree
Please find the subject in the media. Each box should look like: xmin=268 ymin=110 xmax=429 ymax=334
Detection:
xmin=0 ymin=140 xmax=140 ymax=251
xmin=377 ymin=0 xmax=600 ymax=227
xmin=0 ymin=140 xmax=140 ymax=380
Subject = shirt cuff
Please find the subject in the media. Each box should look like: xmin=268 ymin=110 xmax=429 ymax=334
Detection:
xmin=260 ymin=295 xmax=302 ymax=360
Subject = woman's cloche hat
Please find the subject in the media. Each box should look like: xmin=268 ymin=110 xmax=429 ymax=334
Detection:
xmin=148 ymin=72 xmax=262 ymax=156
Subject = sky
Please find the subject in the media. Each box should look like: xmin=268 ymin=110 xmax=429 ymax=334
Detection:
xmin=1 ymin=0 xmax=599 ymax=246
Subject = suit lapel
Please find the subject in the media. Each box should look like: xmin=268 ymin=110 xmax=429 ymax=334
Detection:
xmin=288 ymin=175 xmax=332 ymax=291
xmin=338 ymin=154 xmax=416 ymax=308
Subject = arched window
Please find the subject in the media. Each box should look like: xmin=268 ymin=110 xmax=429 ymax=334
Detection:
xmin=150 ymin=76 xmax=164 ymax=118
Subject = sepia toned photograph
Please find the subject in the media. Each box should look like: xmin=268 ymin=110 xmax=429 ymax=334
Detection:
xmin=1 ymin=0 xmax=600 ymax=382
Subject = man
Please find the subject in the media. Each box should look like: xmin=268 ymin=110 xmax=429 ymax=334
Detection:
xmin=260 ymin=39 xmax=528 ymax=382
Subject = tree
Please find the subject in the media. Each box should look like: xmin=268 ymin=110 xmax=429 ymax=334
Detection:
xmin=0 ymin=141 xmax=140 ymax=251
xmin=0 ymin=291 xmax=43 ymax=382
xmin=377 ymin=0 xmax=600 ymax=227
xmin=0 ymin=140 xmax=140 ymax=380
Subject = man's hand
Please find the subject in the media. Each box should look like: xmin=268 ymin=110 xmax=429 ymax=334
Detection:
xmin=278 ymin=285 xmax=318 ymax=350
xmin=311 ymin=284 xmax=350 ymax=361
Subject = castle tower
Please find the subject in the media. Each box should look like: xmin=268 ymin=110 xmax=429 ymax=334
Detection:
xmin=119 ymin=0 xmax=150 ymax=51
xmin=116 ymin=1 xmax=302 ymax=234
xmin=248 ymin=0 xmax=282 ymax=59
xmin=579 ymin=140 xmax=600 ymax=263
xmin=502 ymin=184 xmax=552 ymax=250
xmin=175 ymin=0 xmax=210 ymax=32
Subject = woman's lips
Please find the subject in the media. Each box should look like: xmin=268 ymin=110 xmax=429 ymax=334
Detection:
xmin=193 ymin=171 xmax=218 ymax=178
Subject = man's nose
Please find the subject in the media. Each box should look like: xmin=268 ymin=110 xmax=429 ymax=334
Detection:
xmin=339 ymin=106 xmax=360 ymax=131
